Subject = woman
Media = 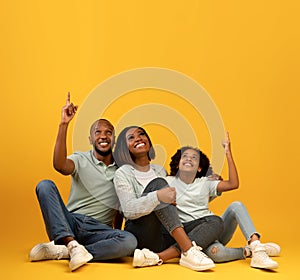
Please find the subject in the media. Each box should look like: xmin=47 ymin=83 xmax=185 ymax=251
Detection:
xmin=166 ymin=132 xmax=280 ymax=269
xmin=113 ymin=126 xmax=223 ymax=271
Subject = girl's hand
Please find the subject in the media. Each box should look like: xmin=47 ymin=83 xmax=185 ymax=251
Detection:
xmin=222 ymin=131 xmax=231 ymax=154
xmin=207 ymin=174 xmax=223 ymax=181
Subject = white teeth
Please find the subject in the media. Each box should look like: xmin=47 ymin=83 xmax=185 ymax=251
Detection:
xmin=100 ymin=143 xmax=108 ymax=146
xmin=183 ymin=163 xmax=192 ymax=167
xmin=136 ymin=143 xmax=145 ymax=148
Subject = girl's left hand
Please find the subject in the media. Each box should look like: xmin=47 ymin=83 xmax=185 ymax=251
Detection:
xmin=222 ymin=131 xmax=231 ymax=154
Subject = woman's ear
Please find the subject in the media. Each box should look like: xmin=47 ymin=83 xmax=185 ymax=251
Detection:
xmin=198 ymin=167 xmax=202 ymax=172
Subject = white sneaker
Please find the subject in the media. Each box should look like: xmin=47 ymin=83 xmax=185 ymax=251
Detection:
xmin=263 ymin=242 xmax=281 ymax=257
xmin=68 ymin=242 xmax=93 ymax=271
xmin=29 ymin=241 xmax=69 ymax=261
xmin=251 ymin=246 xmax=278 ymax=269
xmin=180 ymin=241 xmax=215 ymax=271
xmin=245 ymin=242 xmax=281 ymax=257
xmin=133 ymin=248 xmax=163 ymax=267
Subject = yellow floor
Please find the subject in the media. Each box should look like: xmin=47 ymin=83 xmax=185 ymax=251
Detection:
xmin=2 ymin=187 xmax=299 ymax=280
xmin=3 ymin=238 xmax=297 ymax=280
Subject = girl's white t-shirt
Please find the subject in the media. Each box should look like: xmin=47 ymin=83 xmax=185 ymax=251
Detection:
xmin=166 ymin=176 xmax=221 ymax=223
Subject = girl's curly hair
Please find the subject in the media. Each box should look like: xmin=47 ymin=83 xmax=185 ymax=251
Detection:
xmin=169 ymin=146 xmax=213 ymax=178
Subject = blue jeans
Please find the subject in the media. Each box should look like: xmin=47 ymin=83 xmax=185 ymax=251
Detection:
xmin=125 ymin=178 xmax=224 ymax=253
xmin=36 ymin=180 xmax=137 ymax=261
xmin=205 ymin=201 xmax=260 ymax=262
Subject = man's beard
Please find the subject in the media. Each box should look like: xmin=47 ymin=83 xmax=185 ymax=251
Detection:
xmin=94 ymin=145 xmax=112 ymax=157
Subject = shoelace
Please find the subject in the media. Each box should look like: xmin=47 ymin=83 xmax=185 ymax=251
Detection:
xmin=68 ymin=244 xmax=81 ymax=258
xmin=254 ymin=247 xmax=271 ymax=261
xmin=45 ymin=247 xmax=65 ymax=260
xmin=140 ymin=250 xmax=163 ymax=265
xmin=56 ymin=250 xmax=65 ymax=260
xmin=188 ymin=243 xmax=210 ymax=259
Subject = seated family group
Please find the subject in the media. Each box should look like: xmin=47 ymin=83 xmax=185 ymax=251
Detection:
xmin=29 ymin=94 xmax=280 ymax=272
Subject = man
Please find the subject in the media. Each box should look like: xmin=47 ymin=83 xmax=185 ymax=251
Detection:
xmin=29 ymin=93 xmax=137 ymax=271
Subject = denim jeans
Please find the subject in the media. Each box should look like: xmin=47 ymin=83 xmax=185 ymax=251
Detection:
xmin=125 ymin=178 xmax=224 ymax=253
xmin=36 ymin=180 xmax=137 ymax=260
xmin=205 ymin=201 xmax=260 ymax=262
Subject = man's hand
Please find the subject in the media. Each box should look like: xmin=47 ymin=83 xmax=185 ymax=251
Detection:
xmin=61 ymin=92 xmax=78 ymax=124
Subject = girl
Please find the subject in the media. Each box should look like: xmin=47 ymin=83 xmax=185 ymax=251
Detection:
xmin=166 ymin=132 xmax=279 ymax=269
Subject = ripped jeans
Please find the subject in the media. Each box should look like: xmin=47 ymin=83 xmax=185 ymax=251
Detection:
xmin=204 ymin=201 xmax=260 ymax=262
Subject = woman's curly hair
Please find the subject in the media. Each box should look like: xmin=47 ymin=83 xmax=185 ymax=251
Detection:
xmin=169 ymin=146 xmax=213 ymax=178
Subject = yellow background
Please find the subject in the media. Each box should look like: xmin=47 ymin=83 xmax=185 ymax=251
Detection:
xmin=1 ymin=0 xmax=299 ymax=279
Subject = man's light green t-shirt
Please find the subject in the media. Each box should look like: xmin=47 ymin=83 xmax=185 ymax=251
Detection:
xmin=67 ymin=151 xmax=118 ymax=227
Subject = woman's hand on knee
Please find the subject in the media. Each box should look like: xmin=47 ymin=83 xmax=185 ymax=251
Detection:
xmin=157 ymin=187 xmax=176 ymax=205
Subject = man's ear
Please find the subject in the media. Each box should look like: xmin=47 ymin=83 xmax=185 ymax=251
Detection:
xmin=89 ymin=136 xmax=92 ymax=145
